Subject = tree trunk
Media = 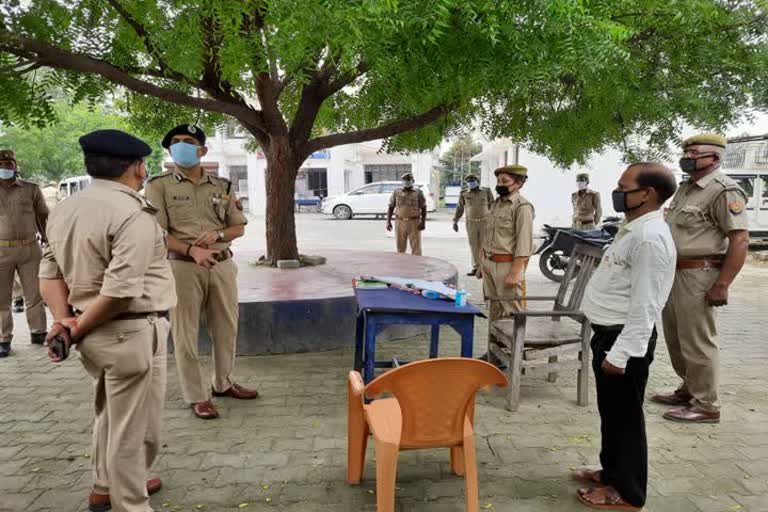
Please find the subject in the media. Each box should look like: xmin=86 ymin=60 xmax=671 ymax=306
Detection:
xmin=264 ymin=137 xmax=300 ymax=263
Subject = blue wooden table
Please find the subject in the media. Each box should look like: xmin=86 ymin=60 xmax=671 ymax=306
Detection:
xmin=353 ymin=287 xmax=484 ymax=383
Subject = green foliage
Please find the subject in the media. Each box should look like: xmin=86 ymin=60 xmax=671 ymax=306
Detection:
xmin=0 ymin=101 xmax=165 ymax=181
xmin=438 ymin=135 xmax=482 ymax=194
xmin=1 ymin=0 xmax=767 ymax=166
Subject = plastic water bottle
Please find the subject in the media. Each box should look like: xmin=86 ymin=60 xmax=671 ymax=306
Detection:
xmin=455 ymin=290 xmax=467 ymax=307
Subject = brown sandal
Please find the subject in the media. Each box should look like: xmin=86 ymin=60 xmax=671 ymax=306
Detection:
xmin=577 ymin=486 xmax=641 ymax=511
xmin=572 ymin=467 xmax=603 ymax=484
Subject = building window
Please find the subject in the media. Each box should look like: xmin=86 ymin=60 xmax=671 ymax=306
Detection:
xmin=363 ymin=164 xmax=412 ymax=183
xmin=228 ymin=166 xmax=248 ymax=193
xmin=723 ymin=145 xmax=747 ymax=169
xmin=754 ymin=142 xmax=768 ymax=166
xmin=295 ymin=168 xmax=328 ymax=198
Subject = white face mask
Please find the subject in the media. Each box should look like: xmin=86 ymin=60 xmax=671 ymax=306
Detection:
xmin=0 ymin=168 xmax=15 ymax=180
xmin=577 ymin=181 xmax=588 ymax=190
xmin=402 ymin=180 xmax=414 ymax=188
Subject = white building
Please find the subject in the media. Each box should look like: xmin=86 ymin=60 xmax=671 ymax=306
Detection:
xmin=192 ymin=128 xmax=440 ymax=214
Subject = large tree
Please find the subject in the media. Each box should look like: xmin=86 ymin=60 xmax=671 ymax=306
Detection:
xmin=1 ymin=1 xmax=766 ymax=261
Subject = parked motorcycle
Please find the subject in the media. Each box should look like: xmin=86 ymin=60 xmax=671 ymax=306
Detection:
xmin=535 ymin=217 xmax=622 ymax=282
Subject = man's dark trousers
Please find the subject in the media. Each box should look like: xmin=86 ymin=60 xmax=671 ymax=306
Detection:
xmin=591 ymin=324 xmax=657 ymax=508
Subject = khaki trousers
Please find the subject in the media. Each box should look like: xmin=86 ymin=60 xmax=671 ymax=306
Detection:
xmin=170 ymin=258 xmax=238 ymax=404
xmin=78 ymin=315 xmax=169 ymax=512
xmin=395 ymin=219 xmax=422 ymax=255
xmin=662 ymin=268 xmax=720 ymax=411
xmin=0 ymin=245 xmax=47 ymax=342
xmin=466 ymin=219 xmax=485 ymax=269
xmin=480 ymin=258 xmax=527 ymax=320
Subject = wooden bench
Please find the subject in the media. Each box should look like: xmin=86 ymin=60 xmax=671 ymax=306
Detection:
xmin=489 ymin=243 xmax=604 ymax=411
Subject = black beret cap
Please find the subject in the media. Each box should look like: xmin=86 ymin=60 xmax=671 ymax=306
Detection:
xmin=162 ymin=124 xmax=206 ymax=149
xmin=78 ymin=129 xmax=152 ymax=159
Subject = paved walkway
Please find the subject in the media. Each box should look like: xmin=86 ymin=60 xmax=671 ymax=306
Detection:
xmin=1 ymin=213 xmax=767 ymax=511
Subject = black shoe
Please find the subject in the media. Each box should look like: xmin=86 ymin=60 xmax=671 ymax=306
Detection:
xmin=12 ymin=298 xmax=24 ymax=313
xmin=0 ymin=342 xmax=10 ymax=358
xmin=30 ymin=332 xmax=47 ymax=345
xmin=466 ymin=268 xmax=478 ymax=276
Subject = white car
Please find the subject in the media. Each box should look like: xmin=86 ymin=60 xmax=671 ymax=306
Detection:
xmin=322 ymin=181 xmax=437 ymax=220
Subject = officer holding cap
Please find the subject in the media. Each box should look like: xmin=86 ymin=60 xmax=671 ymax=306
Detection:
xmin=145 ymin=124 xmax=257 ymax=421
xmin=453 ymin=174 xmax=494 ymax=276
xmin=39 ymin=129 xmax=176 ymax=511
xmin=0 ymin=148 xmax=48 ymax=357
xmin=572 ymin=172 xmax=602 ymax=229
xmin=651 ymin=133 xmax=749 ymax=424
xmin=386 ymin=172 xmax=427 ymax=255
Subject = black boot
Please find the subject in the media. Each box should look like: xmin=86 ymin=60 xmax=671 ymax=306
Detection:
xmin=30 ymin=332 xmax=47 ymax=345
xmin=0 ymin=342 xmax=10 ymax=358
xmin=467 ymin=267 xmax=478 ymax=276
xmin=12 ymin=298 xmax=24 ymax=313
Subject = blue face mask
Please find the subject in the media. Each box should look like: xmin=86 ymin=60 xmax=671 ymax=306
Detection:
xmin=467 ymin=180 xmax=479 ymax=190
xmin=170 ymin=142 xmax=201 ymax=168
xmin=0 ymin=168 xmax=15 ymax=180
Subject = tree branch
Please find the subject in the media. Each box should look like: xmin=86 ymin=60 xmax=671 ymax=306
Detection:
xmin=0 ymin=34 xmax=267 ymax=132
xmin=104 ymin=0 xmax=188 ymax=83
xmin=303 ymin=102 xmax=454 ymax=157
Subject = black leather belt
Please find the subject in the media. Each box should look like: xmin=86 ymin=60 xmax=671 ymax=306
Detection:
xmin=74 ymin=310 xmax=169 ymax=321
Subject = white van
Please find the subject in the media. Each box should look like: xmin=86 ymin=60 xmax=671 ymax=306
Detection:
xmin=57 ymin=176 xmax=92 ymax=200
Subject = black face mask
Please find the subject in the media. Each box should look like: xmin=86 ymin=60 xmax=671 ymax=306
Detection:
xmin=495 ymin=185 xmax=511 ymax=197
xmin=611 ymin=188 xmax=648 ymax=213
xmin=679 ymin=154 xmax=716 ymax=174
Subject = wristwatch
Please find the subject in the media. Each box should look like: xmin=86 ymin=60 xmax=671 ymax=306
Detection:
xmin=216 ymin=229 xmax=225 ymax=241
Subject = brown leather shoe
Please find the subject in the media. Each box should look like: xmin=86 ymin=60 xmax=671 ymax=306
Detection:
xmin=212 ymin=383 xmax=260 ymax=400
xmin=650 ymin=389 xmax=692 ymax=406
xmin=192 ymin=400 xmax=219 ymax=419
xmin=88 ymin=478 xmax=163 ymax=511
xmin=663 ymin=405 xmax=720 ymax=424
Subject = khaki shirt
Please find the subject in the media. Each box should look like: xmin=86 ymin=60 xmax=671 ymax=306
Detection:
xmin=39 ymin=179 xmax=177 ymax=314
xmin=145 ymin=170 xmax=248 ymax=251
xmin=389 ymin=188 xmax=426 ymax=219
xmin=453 ymin=187 xmax=494 ymax=222
xmin=666 ymin=170 xmax=749 ymax=258
xmin=483 ymin=192 xmax=535 ymax=257
xmin=0 ymin=179 xmax=49 ymax=241
xmin=571 ymin=189 xmax=602 ymax=225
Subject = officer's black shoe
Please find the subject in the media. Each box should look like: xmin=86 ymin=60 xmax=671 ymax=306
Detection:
xmin=12 ymin=298 xmax=24 ymax=313
xmin=0 ymin=342 xmax=10 ymax=358
xmin=30 ymin=332 xmax=47 ymax=345
xmin=466 ymin=268 xmax=478 ymax=276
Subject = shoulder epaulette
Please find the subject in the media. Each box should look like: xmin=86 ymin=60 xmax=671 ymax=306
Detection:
xmin=147 ymin=171 xmax=174 ymax=183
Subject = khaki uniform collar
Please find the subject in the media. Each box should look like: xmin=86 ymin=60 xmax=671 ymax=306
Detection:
xmin=502 ymin=190 xmax=520 ymax=202
xmin=172 ymin=168 xmax=214 ymax=184
xmin=690 ymin=169 xmax=721 ymax=189
xmin=91 ymin=178 xmax=141 ymax=198
xmin=1 ymin=178 xmax=21 ymax=188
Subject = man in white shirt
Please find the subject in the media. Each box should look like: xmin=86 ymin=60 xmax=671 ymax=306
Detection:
xmin=574 ymin=163 xmax=677 ymax=511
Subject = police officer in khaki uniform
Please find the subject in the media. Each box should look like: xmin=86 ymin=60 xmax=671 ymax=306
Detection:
xmin=386 ymin=172 xmax=427 ymax=255
xmin=40 ymin=129 xmax=176 ymax=512
xmin=453 ymin=174 xmax=494 ymax=276
xmin=145 ymin=124 xmax=258 ymax=421
xmin=477 ymin=165 xmax=535 ymax=363
xmin=0 ymin=149 xmax=48 ymax=357
xmin=572 ymin=172 xmax=602 ymax=229
xmin=651 ymin=134 xmax=749 ymax=424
